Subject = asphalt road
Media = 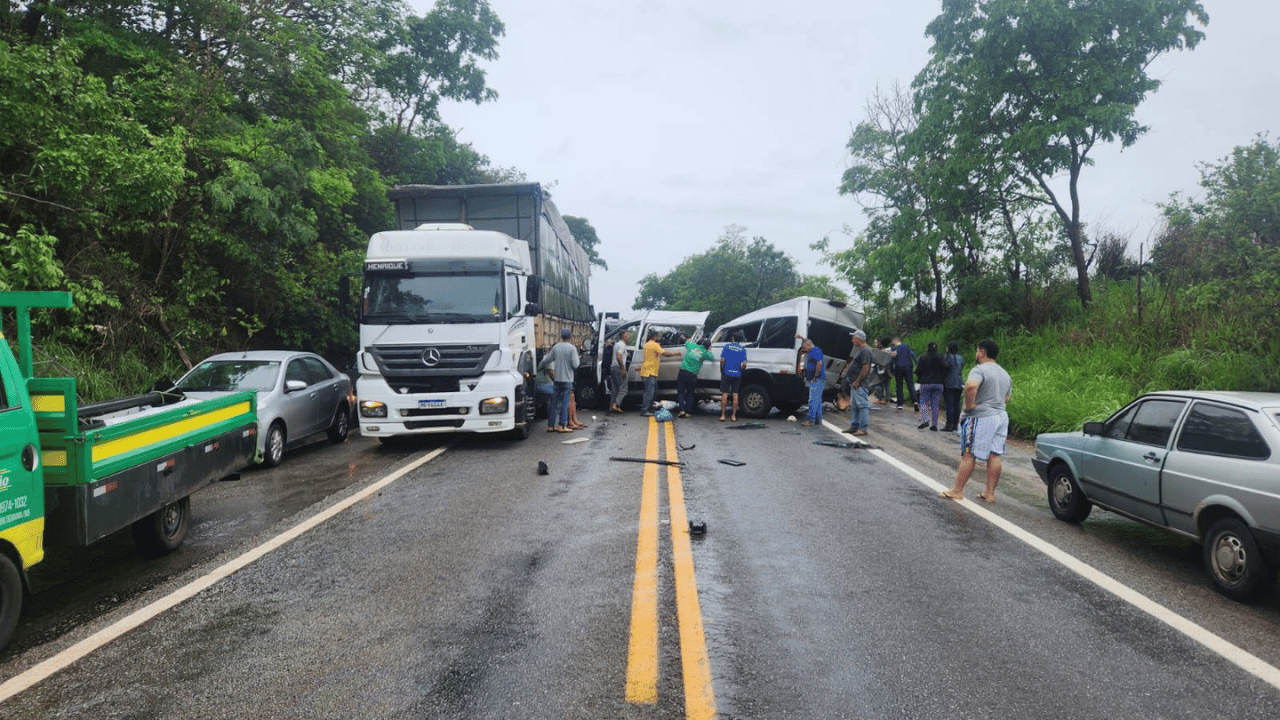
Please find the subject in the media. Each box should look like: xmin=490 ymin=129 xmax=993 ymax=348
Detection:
xmin=2 ymin=401 xmax=1279 ymax=719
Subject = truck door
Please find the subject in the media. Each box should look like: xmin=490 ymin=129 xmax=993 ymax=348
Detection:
xmin=1079 ymin=397 xmax=1186 ymax=524
xmin=0 ymin=347 xmax=42 ymax=534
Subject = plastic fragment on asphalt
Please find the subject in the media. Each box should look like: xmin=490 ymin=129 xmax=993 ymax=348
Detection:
xmin=561 ymin=437 xmax=589 ymax=444
xmin=726 ymin=422 xmax=768 ymax=430
xmin=717 ymin=458 xmax=746 ymax=466
xmin=813 ymin=439 xmax=855 ymax=448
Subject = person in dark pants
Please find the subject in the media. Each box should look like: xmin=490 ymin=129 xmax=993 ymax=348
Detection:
xmin=942 ymin=340 xmax=965 ymax=432
xmin=914 ymin=341 xmax=950 ymax=431
xmin=889 ymin=336 xmax=918 ymax=411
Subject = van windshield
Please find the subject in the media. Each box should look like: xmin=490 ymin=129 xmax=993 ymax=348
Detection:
xmin=363 ymin=272 xmax=503 ymax=323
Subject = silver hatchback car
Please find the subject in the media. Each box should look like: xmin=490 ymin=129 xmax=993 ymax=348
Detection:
xmin=1034 ymin=391 xmax=1280 ymax=601
xmin=173 ymin=351 xmax=356 ymax=467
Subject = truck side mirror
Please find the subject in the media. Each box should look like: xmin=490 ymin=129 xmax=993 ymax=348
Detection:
xmin=526 ymin=279 xmax=540 ymax=303
xmin=524 ymin=303 xmax=541 ymax=316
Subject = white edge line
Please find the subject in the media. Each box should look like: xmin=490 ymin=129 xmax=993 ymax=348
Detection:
xmin=818 ymin=418 xmax=1280 ymax=691
xmin=0 ymin=445 xmax=450 ymax=702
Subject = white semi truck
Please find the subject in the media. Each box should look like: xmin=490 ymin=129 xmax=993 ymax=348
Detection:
xmin=355 ymin=183 xmax=593 ymax=441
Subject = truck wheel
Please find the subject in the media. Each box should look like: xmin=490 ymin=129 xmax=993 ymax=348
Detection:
xmin=775 ymin=401 xmax=802 ymax=416
xmin=327 ymin=407 xmax=351 ymax=443
xmin=1047 ymin=465 xmax=1092 ymax=524
xmin=1204 ymin=516 xmax=1276 ymax=602
xmin=507 ymin=381 xmax=534 ymax=441
xmin=132 ymin=496 xmax=192 ymax=558
xmin=262 ymin=422 xmax=286 ymax=467
xmin=740 ymin=383 xmax=773 ymax=419
xmin=0 ymin=554 xmax=21 ymax=651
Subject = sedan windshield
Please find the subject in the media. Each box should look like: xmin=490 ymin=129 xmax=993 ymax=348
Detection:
xmin=363 ymin=272 xmax=503 ymax=323
xmin=176 ymin=360 xmax=280 ymax=392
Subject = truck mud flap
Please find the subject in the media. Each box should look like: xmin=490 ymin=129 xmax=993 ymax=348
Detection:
xmin=43 ymin=422 xmax=257 ymax=547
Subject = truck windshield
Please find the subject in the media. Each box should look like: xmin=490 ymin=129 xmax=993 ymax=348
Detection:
xmin=363 ymin=272 xmax=504 ymax=324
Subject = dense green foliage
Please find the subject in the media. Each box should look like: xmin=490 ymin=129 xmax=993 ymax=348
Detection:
xmin=633 ymin=226 xmax=847 ymax=330
xmin=0 ymin=0 xmax=540 ymax=399
xmin=904 ymin=135 xmax=1280 ymax=438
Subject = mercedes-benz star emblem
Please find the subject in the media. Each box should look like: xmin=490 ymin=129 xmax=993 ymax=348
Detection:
xmin=421 ymin=348 xmax=442 ymax=367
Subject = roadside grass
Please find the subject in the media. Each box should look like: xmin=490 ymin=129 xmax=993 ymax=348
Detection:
xmin=906 ymin=277 xmax=1280 ymax=439
xmin=32 ymin=339 xmax=185 ymax=403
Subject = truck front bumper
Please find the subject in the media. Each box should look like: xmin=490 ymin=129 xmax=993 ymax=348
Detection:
xmin=358 ymin=381 xmax=521 ymax=437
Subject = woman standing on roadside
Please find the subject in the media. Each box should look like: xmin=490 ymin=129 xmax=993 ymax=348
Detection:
xmin=942 ymin=340 xmax=965 ymax=432
xmin=914 ymin=341 xmax=950 ymax=431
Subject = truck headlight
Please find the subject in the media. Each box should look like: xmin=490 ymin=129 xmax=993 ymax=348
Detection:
xmin=479 ymin=397 xmax=508 ymax=414
xmin=360 ymin=400 xmax=387 ymax=418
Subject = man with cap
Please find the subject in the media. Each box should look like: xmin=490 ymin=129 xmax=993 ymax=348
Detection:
xmin=841 ymin=329 xmax=873 ymax=436
xmin=538 ymin=327 xmax=580 ymax=432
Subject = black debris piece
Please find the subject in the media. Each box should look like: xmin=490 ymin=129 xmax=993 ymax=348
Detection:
xmin=609 ymin=456 xmax=687 ymax=467
xmin=813 ymin=439 xmax=855 ymax=448
xmin=688 ymin=521 xmax=707 ymax=536
xmin=537 ymin=461 xmax=549 ymax=475
xmin=726 ymin=422 xmax=768 ymax=430
xmin=717 ymin=458 xmax=746 ymax=466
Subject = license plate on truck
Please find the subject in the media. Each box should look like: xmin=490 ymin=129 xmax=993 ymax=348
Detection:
xmin=419 ymin=399 xmax=446 ymax=409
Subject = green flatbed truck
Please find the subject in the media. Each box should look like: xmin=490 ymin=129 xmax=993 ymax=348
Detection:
xmin=0 ymin=292 xmax=258 ymax=649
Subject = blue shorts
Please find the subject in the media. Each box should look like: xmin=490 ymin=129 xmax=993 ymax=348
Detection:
xmin=959 ymin=413 xmax=1008 ymax=461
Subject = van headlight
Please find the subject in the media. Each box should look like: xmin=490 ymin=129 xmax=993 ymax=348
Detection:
xmin=479 ymin=397 xmax=508 ymax=414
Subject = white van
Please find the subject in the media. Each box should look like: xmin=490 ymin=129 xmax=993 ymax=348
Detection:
xmin=703 ymin=297 xmax=865 ymax=418
xmin=575 ymin=310 xmax=711 ymax=409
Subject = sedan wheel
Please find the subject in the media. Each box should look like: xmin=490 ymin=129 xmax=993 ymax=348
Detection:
xmin=327 ymin=407 xmax=350 ymax=443
xmin=262 ymin=422 xmax=286 ymax=468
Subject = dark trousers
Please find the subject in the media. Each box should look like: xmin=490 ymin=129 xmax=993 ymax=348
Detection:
xmin=893 ymin=368 xmax=917 ymax=406
xmin=677 ymin=368 xmax=698 ymax=413
xmin=943 ymin=387 xmax=962 ymax=429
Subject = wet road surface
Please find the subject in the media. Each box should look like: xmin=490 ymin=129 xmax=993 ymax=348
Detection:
xmin=2 ymin=402 xmax=1279 ymax=718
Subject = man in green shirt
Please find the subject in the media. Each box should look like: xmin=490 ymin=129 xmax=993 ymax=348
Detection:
xmin=676 ymin=336 xmax=714 ymax=418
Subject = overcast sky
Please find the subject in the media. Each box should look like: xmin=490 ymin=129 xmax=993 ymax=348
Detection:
xmin=420 ymin=0 xmax=1279 ymax=314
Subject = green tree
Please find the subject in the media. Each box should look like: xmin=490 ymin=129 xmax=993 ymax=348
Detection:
xmin=913 ymin=0 xmax=1208 ymax=308
xmin=563 ymin=215 xmax=607 ymax=270
xmin=634 ymin=226 xmax=846 ymax=329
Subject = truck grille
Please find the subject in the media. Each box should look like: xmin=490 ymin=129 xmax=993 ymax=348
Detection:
xmin=367 ymin=344 xmax=498 ymax=379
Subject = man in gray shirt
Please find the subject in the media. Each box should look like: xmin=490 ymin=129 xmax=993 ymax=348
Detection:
xmin=538 ymin=327 xmax=580 ymax=433
xmin=941 ymin=339 xmax=1012 ymax=503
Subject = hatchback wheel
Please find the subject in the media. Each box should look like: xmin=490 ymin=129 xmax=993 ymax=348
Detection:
xmin=1204 ymin=516 xmax=1276 ymax=602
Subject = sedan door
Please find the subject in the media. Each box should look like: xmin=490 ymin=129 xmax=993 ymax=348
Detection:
xmin=282 ymin=358 xmax=322 ymax=439
xmin=303 ymin=356 xmax=343 ymax=430
xmin=1079 ymin=397 xmax=1187 ymax=524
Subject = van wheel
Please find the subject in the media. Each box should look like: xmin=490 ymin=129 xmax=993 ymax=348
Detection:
xmin=0 ymin=554 xmax=21 ymax=651
xmin=133 ymin=496 xmax=191 ymax=558
xmin=1047 ymin=465 xmax=1092 ymax=524
xmin=1204 ymin=516 xmax=1276 ymax=602
xmin=575 ymin=380 xmax=603 ymax=410
xmin=740 ymin=383 xmax=772 ymax=418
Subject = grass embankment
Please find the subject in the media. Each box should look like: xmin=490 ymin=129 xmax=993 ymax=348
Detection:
xmin=907 ymin=279 xmax=1279 ymax=439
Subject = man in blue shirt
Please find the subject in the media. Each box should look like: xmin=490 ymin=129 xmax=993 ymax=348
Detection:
xmin=718 ymin=333 xmax=748 ymax=422
xmin=798 ymin=336 xmax=825 ymax=426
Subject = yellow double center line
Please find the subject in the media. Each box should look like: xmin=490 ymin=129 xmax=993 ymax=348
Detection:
xmin=625 ymin=417 xmax=717 ymax=719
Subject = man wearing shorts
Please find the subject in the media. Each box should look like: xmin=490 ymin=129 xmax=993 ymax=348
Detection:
xmin=718 ymin=333 xmax=747 ymax=422
xmin=941 ymin=339 xmax=1012 ymax=503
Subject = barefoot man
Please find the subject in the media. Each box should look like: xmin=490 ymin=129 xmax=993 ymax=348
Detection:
xmin=941 ymin=339 xmax=1012 ymax=503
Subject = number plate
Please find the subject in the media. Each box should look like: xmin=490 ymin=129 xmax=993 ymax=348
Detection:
xmin=419 ymin=399 xmax=446 ymax=409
